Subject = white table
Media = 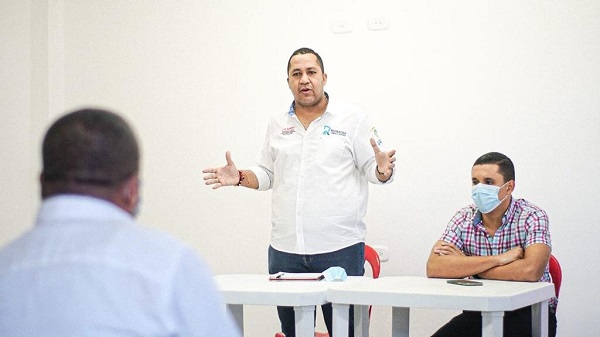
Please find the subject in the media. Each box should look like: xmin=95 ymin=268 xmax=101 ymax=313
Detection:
xmin=214 ymin=274 xmax=329 ymax=337
xmin=327 ymin=276 xmax=554 ymax=337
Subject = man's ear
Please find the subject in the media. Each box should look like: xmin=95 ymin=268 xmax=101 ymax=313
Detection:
xmin=508 ymin=180 xmax=515 ymax=193
xmin=119 ymin=174 xmax=139 ymax=215
xmin=504 ymin=180 xmax=515 ymax=198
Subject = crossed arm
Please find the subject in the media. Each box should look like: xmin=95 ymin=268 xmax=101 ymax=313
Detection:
xmin=426 ymin=240 xmax=551 ymax=282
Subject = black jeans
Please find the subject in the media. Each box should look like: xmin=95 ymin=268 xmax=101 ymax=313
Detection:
xmin=268 ymin=243 xmax=365 ymax=337
xmin=431 ymin=305 xmax=557 ymax=337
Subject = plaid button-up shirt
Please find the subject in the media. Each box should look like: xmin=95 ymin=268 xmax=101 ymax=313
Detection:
xmin=440 ymin=197 xmax=557 ymax=311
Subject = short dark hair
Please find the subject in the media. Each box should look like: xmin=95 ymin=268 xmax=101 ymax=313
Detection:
xmin=473 ymin=152 xmax=515 ymax=182
xmin=287 ymin=47 xmax=325 ymax=75
xmin=41 ymin=108 xmax=139 ymax=197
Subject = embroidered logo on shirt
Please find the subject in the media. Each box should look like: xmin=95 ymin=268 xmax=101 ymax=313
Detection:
xmin=281 ymin=126 xmax=296 ymax=136
xmin=323 ymin=125 xmax=346 ymax=137
xmin=371 ymin=127 xmax=382 ymax=145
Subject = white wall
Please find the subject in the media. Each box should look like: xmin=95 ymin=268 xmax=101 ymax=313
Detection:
xmin=2 ymin=1 xmax=599 ymax=336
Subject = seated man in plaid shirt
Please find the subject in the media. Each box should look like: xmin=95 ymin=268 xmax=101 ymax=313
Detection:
xmin=426 ymin=152 xmax=557 ymax=337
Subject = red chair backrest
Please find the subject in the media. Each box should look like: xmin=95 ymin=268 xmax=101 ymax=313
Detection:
xmin=549 ymin=254 xmax=562 ymax=298
xmin=364 ymin=244 xmax=382 ymax=320
xmin=364 ymin=245 xmax=381 ymax=279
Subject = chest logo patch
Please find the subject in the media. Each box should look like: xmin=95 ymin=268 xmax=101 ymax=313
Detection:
xmin=323 ymin=125 xmax=346 ymax=137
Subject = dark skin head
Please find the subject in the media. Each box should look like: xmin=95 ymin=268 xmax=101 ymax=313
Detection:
xmin=40 ymin=108 xmax=140 ymax=215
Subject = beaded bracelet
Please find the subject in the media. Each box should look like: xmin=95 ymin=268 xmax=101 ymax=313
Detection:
xmin=236 ymin=170 xmax=245 ymax=186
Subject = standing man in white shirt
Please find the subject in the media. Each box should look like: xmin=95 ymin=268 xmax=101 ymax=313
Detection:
xmin=202 ymin=47 xmax=396 ymax=337
xmin=0 ymin=108 xmax=241 ymax=337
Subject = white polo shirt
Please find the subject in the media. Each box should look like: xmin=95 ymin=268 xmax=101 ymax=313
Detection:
xmin=250 ymin=97 xmax=394 ymax=254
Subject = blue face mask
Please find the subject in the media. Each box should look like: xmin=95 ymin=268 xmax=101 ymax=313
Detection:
xmin=471 ymin=182 xmax=509 ymax=214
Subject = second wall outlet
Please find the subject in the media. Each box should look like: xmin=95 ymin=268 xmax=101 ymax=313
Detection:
xmin=371 ymin=245 xmax=389 ymax=262
xmin=367 ymin=17 xmax=390 ymax=31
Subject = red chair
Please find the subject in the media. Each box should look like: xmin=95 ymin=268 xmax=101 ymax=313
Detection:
xmin=275 ymin=244 xmax=382 ymax=337
xmin=548 ymin=254 xmax=562 ymax=300
xmin=364 ymin=244 xmax=381 ymax=280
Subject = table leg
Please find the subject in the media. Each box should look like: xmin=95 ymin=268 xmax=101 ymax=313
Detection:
xmin=391 ymin=307 xmax=409 ymax=337
xmin=294 ymin=305 xmax=316 ymax=337
xmin=354 ymin=304 xmax=370 ymax=337
xmin=227 ymin=304 xmax=244 ymax=336
xmin=332 ymin=303 xmax=350 ymax=337
xmin=481 ymin=311 xmax=504 ymax=337
xmin=531 ymin=300 xmax=549 ymax=337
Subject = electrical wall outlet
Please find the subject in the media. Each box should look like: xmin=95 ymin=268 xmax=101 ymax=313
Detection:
xmin=371 ymin=245 xmax=389 ymax=262
xmin=331 ymin=20 xmax=353 ymax=34
xmin=367 ymin=17 xmax=390 ymax=31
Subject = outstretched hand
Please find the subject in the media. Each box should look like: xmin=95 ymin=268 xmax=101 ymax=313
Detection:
xmin=202 ymin=151 xmax=239 ymax=189
xmin=370 ymin=138 xmax=396 ymax=179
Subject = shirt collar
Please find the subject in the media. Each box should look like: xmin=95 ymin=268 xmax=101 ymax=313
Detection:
xmin=473 ymin=197 xmax=516 ymax=228
xmin=288 ymin=92 xmax=329 ymax=116
xmin=36 ymin=194 xmax=134 ymax=227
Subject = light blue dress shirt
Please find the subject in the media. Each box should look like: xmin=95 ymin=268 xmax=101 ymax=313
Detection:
xmin=0 ymin=195 xmax=240 ymax=337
